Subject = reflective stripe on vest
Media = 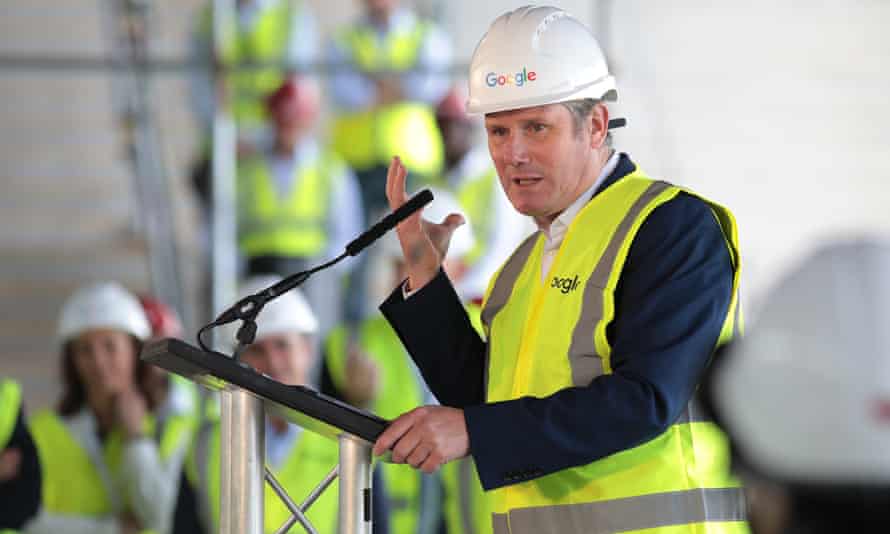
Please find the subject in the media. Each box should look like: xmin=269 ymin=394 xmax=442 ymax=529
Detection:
xmin=330 ymin=22 xmax=443 ymax=175
xmin=325 ymin=318 xmax=429 ymax=534
xmin=480 ymin=173 xmax=745 ymax=533
xmin=237 ymin=150 xmax=342 ymax=257
xmin=202 ymin=0 xmax=298 ymax=127
xmin=188 ymin=422 xmax=339 ymax=533
xmin=491 ymin=488 xmax=748 ymax=534
xmin=0 ymin=379 xmax=22 ymax=448
xmin=458 ymin=168 xmax=499 ymax=267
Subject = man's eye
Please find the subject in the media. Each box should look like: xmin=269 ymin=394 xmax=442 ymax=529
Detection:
xmin=489 ymin=127 xmax=507 ymax=136
xmin=530 ymin=123 xmax=547 ymax=133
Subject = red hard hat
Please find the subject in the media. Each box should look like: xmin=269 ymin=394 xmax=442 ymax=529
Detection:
xmin=266 ymin=77 xmax=320 ymax=125
xmin=138 ymin=295 xmax=183 ymax=339
xmin=436 ymin=84 xmax=470 ymax=121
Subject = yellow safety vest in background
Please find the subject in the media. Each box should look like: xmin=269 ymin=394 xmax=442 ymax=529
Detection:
xmin=441 ymin=457 xmax=493 ymax=534
xmin=0 ymin=379 xmax=22 ymax=449
xmin=480 ymin=172 xmax=746 ymax=534
xmin=28 ymin=410 xmax=187 ymax=534
xmin=237 ymin=150 xmax=344 ymax=258
xmin=457 ymin=168 xmax=499 ymax=267
xmin=330 ymin=22 xmax=443 ymax=176
xmin=326 ymin=317 xmax=427 ymax=534
xmin=186 ymin=422 xmax=339 ymax=533
xmin=200 ymin=0 xmax=301 ymax=129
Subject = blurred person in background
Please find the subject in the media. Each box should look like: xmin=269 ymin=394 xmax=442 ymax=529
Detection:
xmin=0 ymin=378 xmax=41 ymax=532
xmin=327 ymin=0 xmax=452 ymax=327
xmin=137 ymin=296 xmax=201 ymax=522
xmin=704 ymin=240 xmax=890 ymax=534
xmin=190 ymin=0 xmax=319 ymax=200
xmin=176 ymin=277 xmax=344 ymax=534
xmin=237 ymin=77 xmax=363 ymax=337
xmin=327 ymin=0 xmax=452 ymax=220
xmin=323 ymin=190 xmax=490 ymax=534
xmin=434 ymin=85 xmax=534 ymax=302
xmin=24 ymin=282 xmax=179 ymax=534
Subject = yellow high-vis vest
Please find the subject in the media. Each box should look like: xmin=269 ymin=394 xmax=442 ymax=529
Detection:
xmin=480 ymin=172 xmax=746 ymax=534
xmin=201 ymin=0 xmax=301 ymax=129
xmin=28 ymin=410 xmax=189 ymax=534
xmin=186 ymin=422 xmax=339 ymax=533
xmin=237 ymin=149 xmax=345 ymax=258
xmin=326 ymin=318 xmax=427 ymax=534
xmin=0 ymin=379 xmax=22 ymax=449
xmin=457 ymin=167 xmax=499 ymax=267
xmin=330 ymin=22 xmax=443 ymax=176
xmin=441 ymin=457 xmax=493 ymax=534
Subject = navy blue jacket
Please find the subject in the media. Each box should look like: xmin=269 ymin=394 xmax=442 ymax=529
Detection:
xmin=0 ymin=404 xmax=42 ymax=529
xmin=380 ymin=154 xmax=734 ymax=491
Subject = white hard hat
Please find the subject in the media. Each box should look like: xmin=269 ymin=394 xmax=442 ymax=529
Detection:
xmin=466 ymin=5 xmax=617 ymax=115
xmin=379 ymin=188 xmax=475 ymax=261
xmin=57 ymin=282 xmax=151 ymax=343
xmin=234 ymin=275 xmax=318 ymax=341
xmin=711 ymin=240 xmax=890 ymax=485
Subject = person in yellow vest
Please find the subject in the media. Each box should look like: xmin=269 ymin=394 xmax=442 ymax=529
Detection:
xmin=434 ymin=85 xmax=536 ymax=303
xmin=326 ymin=0 xmax=452 ymax=221
xmin=0 ymin=379 xmax=41 ymax=532
xmin=178 ymin=277 xmax=340 ymax=534
xmin=24 ymin=282 xmax=182 ymax=534
xmin=137 ymin=296 xmax=201 ymax=512
xmin=373 ymin=6 xmax=747 ymax=534
xmin=237 ymin=77 xmax=363 ymax=337
xmin=190 ymin=0 xmax=319 ymax=153
xmin=324 ymin=189 xmax=489 ymax=534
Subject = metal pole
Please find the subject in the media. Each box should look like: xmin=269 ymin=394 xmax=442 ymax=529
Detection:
xmin=210 ymin=0 xmax=238 ymax=351
xmin=220 ymin=387 xmax=265 ymax=534
xmin=338 ymin=435 xmax=373 ymax=534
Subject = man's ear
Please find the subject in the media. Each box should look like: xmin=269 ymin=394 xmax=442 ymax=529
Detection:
xmin=590 ymin=103 xmax=610 ymax=149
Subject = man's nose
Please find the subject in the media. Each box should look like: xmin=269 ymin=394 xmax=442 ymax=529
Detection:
xmin=504 ymin=134 xmax=530 ymax=166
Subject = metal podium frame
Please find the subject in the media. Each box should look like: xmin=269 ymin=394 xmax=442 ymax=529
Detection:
xmin=142 ymin=338 xmax=389 ymax=534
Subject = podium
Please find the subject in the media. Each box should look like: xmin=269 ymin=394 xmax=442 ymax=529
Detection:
xmin=142 ymin=338 xmax=389 ymax=534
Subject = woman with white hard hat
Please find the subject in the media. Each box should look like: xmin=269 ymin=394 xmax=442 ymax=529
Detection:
xmin=703 ymin=240 xmax=890 ymax=534
xmin=178 ymin=277 xmax=347 ymax=534
xmin=24 ymin=281 xmax=180 ymax=534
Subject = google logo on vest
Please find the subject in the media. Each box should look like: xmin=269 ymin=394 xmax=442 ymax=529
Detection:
xmin=486 ymin=68 xmax=537 ymax=88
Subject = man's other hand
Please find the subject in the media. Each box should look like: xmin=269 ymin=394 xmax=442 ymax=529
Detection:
xmin=373 ymin=405 xmax=470 ymax=474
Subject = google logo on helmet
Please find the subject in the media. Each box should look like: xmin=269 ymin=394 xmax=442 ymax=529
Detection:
xmin=486 ymin=67 xmax=537 ymax=88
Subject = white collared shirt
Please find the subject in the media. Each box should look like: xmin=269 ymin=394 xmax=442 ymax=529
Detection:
xmin=538 ymin=151 xmax=620 ymax=281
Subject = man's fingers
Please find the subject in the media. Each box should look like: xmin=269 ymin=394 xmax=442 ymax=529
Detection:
xmin=440 ymin=213 xmax=466 ymax=230
xmin=373 ymin=409 xmax=418 ymax=456
xmin=391 ymin=431 xmax=423 ymax=464
xmin=420 ymin=451 xmax=444 ymax=474
xmin=385 ymin=156 xmax=408 ymax=210
xmin=406 ymin=443 xmax=432 ymax=468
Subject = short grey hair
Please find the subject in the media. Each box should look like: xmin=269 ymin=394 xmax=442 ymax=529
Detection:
xmin=561 ymin=98 xmax=613 ymax=147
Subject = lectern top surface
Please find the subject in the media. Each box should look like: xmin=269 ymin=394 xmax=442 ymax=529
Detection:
xmin=142 ymin=338 xmax=389 ymax=443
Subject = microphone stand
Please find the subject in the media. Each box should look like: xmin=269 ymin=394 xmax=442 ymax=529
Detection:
xmin=198 ymin=188 xmax=434 ymax=360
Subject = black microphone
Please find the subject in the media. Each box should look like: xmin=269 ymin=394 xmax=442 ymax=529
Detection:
xmin=346 ymin=188 xmax=434 ymax=256
xmin=207 ymin=188 xmax=435 ymax=329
